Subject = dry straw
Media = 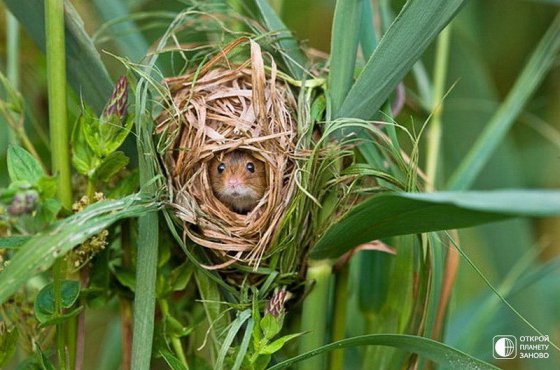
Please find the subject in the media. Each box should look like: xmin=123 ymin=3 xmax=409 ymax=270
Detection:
xmin=156 ymin=38 xmax=299 ymax=269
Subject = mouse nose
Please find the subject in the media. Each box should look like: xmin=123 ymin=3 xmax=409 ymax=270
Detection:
xmin=227 ymin=178 xmax=241 ymax=188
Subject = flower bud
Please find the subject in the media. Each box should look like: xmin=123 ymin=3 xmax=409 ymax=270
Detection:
xmin=102 ymin=76 xmax=128 ymax=121
xmin=266 ymin=287 xmax=291 ymax=318
xmin=7 ymin=190 xmax=38 ymax=216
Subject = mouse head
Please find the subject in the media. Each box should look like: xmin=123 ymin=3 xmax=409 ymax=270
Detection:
xmin=209 ymin=150 xmax=267 ymax=212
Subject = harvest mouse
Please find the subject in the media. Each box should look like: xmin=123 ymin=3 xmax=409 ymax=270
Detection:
xmin=209 ymin=151 xmax=267 ymax=213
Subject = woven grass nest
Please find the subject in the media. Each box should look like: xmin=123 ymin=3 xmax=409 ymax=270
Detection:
xmin=156 ymin=40 xmax=299 ymax=269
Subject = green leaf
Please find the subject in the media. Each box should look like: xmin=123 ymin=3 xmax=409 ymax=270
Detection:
xmin=311 ymin=190 xmax=560 ymax=259
xmin=329 ymin=0 xmax=362 ymax=116
xmin=93 ymin=151 xmax=129 ymax=183
xmin=169 ymin=262 xmax=193 ymax=292
xmin=34 ymin=280 xmax=80 ymax=323
xmin=0 ymin=326 xmax=18 ymax=367
xmin=337 ymin=0 xmax=466 ymax=119
xmin=359 ymin=0 xmax=377 ymax=59
xmin=112 ymin=266 xmax=136 ymax=291
xmin=165 ymin=315 xmax=193 ymax=338
xmin=36 ymin=176 xmax=58 ymax=199
xmin=253 ymin=0 xmax=307 ymax=79
xmin=261 ymin=333 xmax=303 ymax=355
xmin=107 ymin=169 xmax=139 ymax=198
xmin=37 ymin=306 xmax=83 ymax=327
xmin=0 ymin=193 xmax=159 ymax=305
xmin=260 ymin=313 xmax=282 ymax=340
xmin=16 ymin=198 xmax=62 ymax=234
xmin=0 ymin=236 xmax=31 ymax=249
xmin=4 ymin=0 xmax=113 ymax=114
xmin=91 ymin=0 xmax=149 ymax=62
xmin=268 ymin=334 xmax=499 ymax=370
xmin=446 ymin=13 xmax=560 ymax=190
xmin=7 ymin=145 xmax=45 ymax=185
xmin=99 ymin=114 xmax=134 ymax=156
xmin=232 ymin=318 xmax=254 ymax=370
xmin=216 ymin=309 xmax=251 ymax=370
xmin=158 ymin=349 xmax=187 ymax=370
xmin=71 ymin=114 xmax=100 ymax=176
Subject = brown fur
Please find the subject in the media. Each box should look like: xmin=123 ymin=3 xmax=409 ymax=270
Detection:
xmin=209 ymin=151 xmax=267 ymax=213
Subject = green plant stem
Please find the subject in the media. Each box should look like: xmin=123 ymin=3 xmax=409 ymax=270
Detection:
xmin=45 ymin=0 xmax=72 ymax=209
xmin=425 ymin=25 xmax=451 ymax=192
xmin=53 ymin=260 xmax=67 ymax=370
xmin=329 ymin=264 xmax=350 ymax=370
xmin=299 ymin=260 xmax=333 ymax=370
xmin=159 ymin=299 xmax=188 ymax=368
xmin=45 ymin=0 xmax=72 ymax=368
xmin=86 ymin=179 xmax=95 ymax=201
xmin=6 ymin=10 xmax=19 ymax=145
xmin=6 ymin=11 xmax=19 ymax=90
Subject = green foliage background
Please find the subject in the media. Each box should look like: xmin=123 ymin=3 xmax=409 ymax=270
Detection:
xmin=0 ymin=0 xmax=559 ymax=369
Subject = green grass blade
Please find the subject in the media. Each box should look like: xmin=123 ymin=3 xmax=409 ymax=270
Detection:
xmin=337 ymin=0 xmax=466 ymax=119
xmin=253 ymin=0 xmax=307 ymax=79
xmin=311 ymin=190 xmax=560 ymax=259
xmin=268 ymin=334 xmax=499 ymax=370
xmin=328 ymin=0 xmax=362 ymax=117
xmin=359 ymin=0 xmax=377 ymax=59
xmin=446 ymin=12 xmax=560 ymax=190
xmin=232 ymin=318 xmax=254 ymax=370
xmin=216 ymin=309 xmax=251 ymax=370
xmin=92 ymin=0 xmax=149 ymax=61
xmin=4 ymin=0 xmax=113 ymax=114
xmin=130 ymin=66 xmax=161 ymax=370
xmin=130 ymin=208 xmax=159 ymax=370
xmin=0 ymin=193 xmax=158 ymax=305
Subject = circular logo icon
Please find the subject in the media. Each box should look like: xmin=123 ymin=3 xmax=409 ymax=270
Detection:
xmin=495 ymin=337 xmax=515 ymax=358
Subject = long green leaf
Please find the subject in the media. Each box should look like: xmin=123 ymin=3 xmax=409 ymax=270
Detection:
xmin=359 ymin=0 xmax=377 ymax=59
xmin=253 ymin=0 xmax=307 ymax=79
xmin=0 ymin=193 xmax=158 ymax=305
xmin=129 ymin=7 xmax=174 ymax=367
xmin=329 ymin=0 xmax=363 ymax=116
xmin=446 ymin=12 xmax=560 ymax=190
xmin=268 ymin=334 xmax=499 ymax=370
xmin=130 ymin=81 xmax=159 ymax=370
xmin=216 ymin=309 xmax=251 ymax=370
xmin=311 ymin=190 xmax=560 ymax=259
xmin=4 ymin=0 xmax=113 ymax=114
xmin=337 ymin=0 xmax=466 ymax=119
xmin=92 ymin=0 xmax=149 ymax=62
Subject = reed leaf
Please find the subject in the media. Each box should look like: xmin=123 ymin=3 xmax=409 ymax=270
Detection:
xmin=337 ymin=0 xmax=466 ymax=120
xmin=311 ymin=190 xmax=560 ymax=259
xmin=253 ymin=0 xmax=307 ymax=79
xmin=0 ymin=193 xmax=159 ymax=305
xmin=329 ymin=0 xmax=362 ymax=116
xmin=446 ymin=12 xmax=560 ymax=190
xmin=269 ymin=334 xmax=499 ymax=370
xmin=4 ymin=0 xmax=113 ymax=114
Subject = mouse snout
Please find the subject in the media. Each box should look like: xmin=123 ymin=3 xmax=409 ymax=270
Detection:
xmin=227 ymin=178 xmax=242 ymax=188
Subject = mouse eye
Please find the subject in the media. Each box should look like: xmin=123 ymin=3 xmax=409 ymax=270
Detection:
xmin=246 ymin=162 xmax=255 ymax=173
xmin=217 ymin=163 xmax=226 ymax=174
